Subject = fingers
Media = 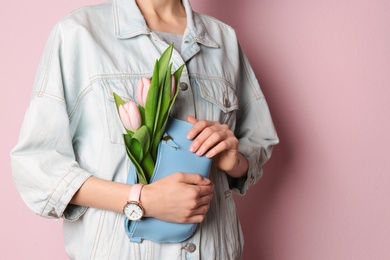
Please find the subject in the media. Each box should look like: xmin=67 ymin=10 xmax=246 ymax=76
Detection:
xmin=174 ymin=172 xmax=212 ymax=186
xmin=186 ymin=115 xmax=198 ymax=125
xmin=196 ymin=181 xmax=215 ymax=197
xmin=186 ymin=117 xmax=237 ymax=156
xmin=185 ymin=118 xmax=241 ymax=173
xmin=175 ymin=190 xmax=213 ymax=224
xmin=179 ymin=204 xmax=211 ymax=223
xmin=190 ymin=125 xmax=227 ymax=155
xmin=186 ymin=118 xmax=209 ymax=140
xmin=141 ymin=173 xmax=214 ymax=223
xmin=188 ymin=123 xmax=237 ymax=158
xmin=203 ymin=140 xmax=229 ymax=158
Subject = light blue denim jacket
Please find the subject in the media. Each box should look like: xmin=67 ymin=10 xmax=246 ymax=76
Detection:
xmin=11 ymin=0 xmax=278 ymax=259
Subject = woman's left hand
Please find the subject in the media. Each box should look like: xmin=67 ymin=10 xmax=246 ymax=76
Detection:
xmin=186 ymin=116 xmax=247 ymax=177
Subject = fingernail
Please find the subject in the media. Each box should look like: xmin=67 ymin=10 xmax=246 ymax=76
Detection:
xmin=196 ymin=149 xmax=204 ymax=156
xmin=187 ymin=131 xmax=193 ymax=139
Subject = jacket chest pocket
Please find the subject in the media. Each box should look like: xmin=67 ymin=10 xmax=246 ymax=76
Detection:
xmin=192 ymin=77 xmax=239 ymax=126
xmin=97 ymin=78 xmax=138 ymax=144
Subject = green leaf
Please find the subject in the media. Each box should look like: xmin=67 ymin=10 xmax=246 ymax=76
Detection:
xmin=163 ymin=64 xmax=185 ymax=123
xmin=157 ymin=44 xmax=174 ymax=87
xmin=169 ymin=63 xmax=185 ymax=111
xmin=159 ymin=63 xmax=173 ymax=123
xmin=173 ymin=64 xmax=185 ymax=89
xmin=131 ymin=125 xmax=151 ymax=159
xmin=129 ymin=130 xmax=146 ymax=162
xmin=145 ymin=60 xmax=159 ymax=136
xmin=150 ymin=64 xmax=167 ymax=155
xmin=151 ymin=126 xmax=166 ymax=160
xmin=140 ymin=153 xmax=155 ymax=182
xmin=151 ymin=63 xmax=185 ymax=159
xmin=123 ymin=134 xmax=148 ymax=185
xmin=150 ymin=63 xmax=173 ymax=159
xmin=138 ymin=105 xmax=145 ymax=126
xmin=113 ymin=92 xmax=126 ymax=110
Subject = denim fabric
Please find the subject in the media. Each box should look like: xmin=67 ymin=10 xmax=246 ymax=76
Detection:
xmin=11 ymin=0 xmax=278 ymax=259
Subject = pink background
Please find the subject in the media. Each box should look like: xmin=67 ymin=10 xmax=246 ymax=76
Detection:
xmin=1 ymin=0 xmax=389 ymax=259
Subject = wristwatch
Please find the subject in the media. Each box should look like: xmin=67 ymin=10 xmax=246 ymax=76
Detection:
xmin=123 ymin=184 xmax=144 ymax=221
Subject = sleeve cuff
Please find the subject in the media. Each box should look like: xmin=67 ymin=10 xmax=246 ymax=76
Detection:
xmin=228 ymin=145 xmax=263 ymax=195
xmin=40 ymin=168 xmax=92 ymax=221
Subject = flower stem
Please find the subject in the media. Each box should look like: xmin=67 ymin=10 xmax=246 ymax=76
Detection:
xmin=141 ymin=152 xmax=155 ymax=182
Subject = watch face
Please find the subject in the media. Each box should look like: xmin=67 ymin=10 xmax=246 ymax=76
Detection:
xmin=124 ymin=202 xmax=143 ymax=221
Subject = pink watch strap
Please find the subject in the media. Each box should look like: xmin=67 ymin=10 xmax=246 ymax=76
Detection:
xmin=129 ymin=184 xmax=144 ymax=202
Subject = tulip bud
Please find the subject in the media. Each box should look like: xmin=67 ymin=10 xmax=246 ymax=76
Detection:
xmin=170 ymin=75 xmax=176 ymax=100
xmin=119 ymin=101 xmax=142 ymax=131
xmin=136 ymin=78 xmax=151 ymax=107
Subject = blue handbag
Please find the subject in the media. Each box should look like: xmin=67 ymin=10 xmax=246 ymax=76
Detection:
xmin=125 ymin=118 xmax=212 ymax=243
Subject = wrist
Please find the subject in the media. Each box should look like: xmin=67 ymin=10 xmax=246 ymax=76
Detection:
xmin=138 ymin=184 xmax=153 ymax=217
xmin=123 ymin=184 xmax=145 ymax=221
xmin=70 ymin=176 xmax=133 ymax=214
xmin=225 ymin=153 xmax=248 ymax=178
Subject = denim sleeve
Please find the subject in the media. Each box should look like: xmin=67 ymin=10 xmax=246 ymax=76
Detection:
xmin=10 ymin=22 xmax=91 ymax=221
xmin=228 ymin=45 xmax=279 ymax=195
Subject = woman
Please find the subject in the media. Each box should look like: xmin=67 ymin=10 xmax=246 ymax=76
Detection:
xmin=11 ymin=0 xmax=278 ymax=259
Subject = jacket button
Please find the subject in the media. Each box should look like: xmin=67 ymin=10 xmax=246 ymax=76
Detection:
xmin=179 ymin=82 xmax=188 ymax=91
xmin=184 ymin=243 xmax=196 ymax=253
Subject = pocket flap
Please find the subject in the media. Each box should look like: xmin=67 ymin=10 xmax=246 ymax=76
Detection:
xmin=198 ymin=79 xmax=238 ymax=113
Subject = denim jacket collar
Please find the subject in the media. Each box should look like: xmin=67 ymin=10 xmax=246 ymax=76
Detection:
xmin=113 ymin=0 xmax=219 ymax=49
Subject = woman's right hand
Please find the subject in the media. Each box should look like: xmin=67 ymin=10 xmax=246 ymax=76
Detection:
xmin=141 ymin=172 xmax=214 ymax=223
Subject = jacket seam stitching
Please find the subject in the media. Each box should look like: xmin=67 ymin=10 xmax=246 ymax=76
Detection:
xmin=68 ymin=73 xmax=152 ymax=121
xmin=32 ymin=91 xmax=66 ymax=106
xmin=40 ymin=168 xmax=75 ymax=217
xmin=237 ymin=96 xmax=264 ymax=117
xmin=68 ymin=84 xmax=93 ymax=121
xmin=38 ymin=24 xmax=60 ymax=97
xmin=189 ymin=73 xmax=235 ymax=90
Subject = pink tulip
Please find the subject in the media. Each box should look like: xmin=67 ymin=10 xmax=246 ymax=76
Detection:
xmin=170 ymin=75 xmax=176 ymax=99
xmin=136 ymin=78 xmax=151 ymax=107
xmin=119 ymin=101 xmax=141 ymax=131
